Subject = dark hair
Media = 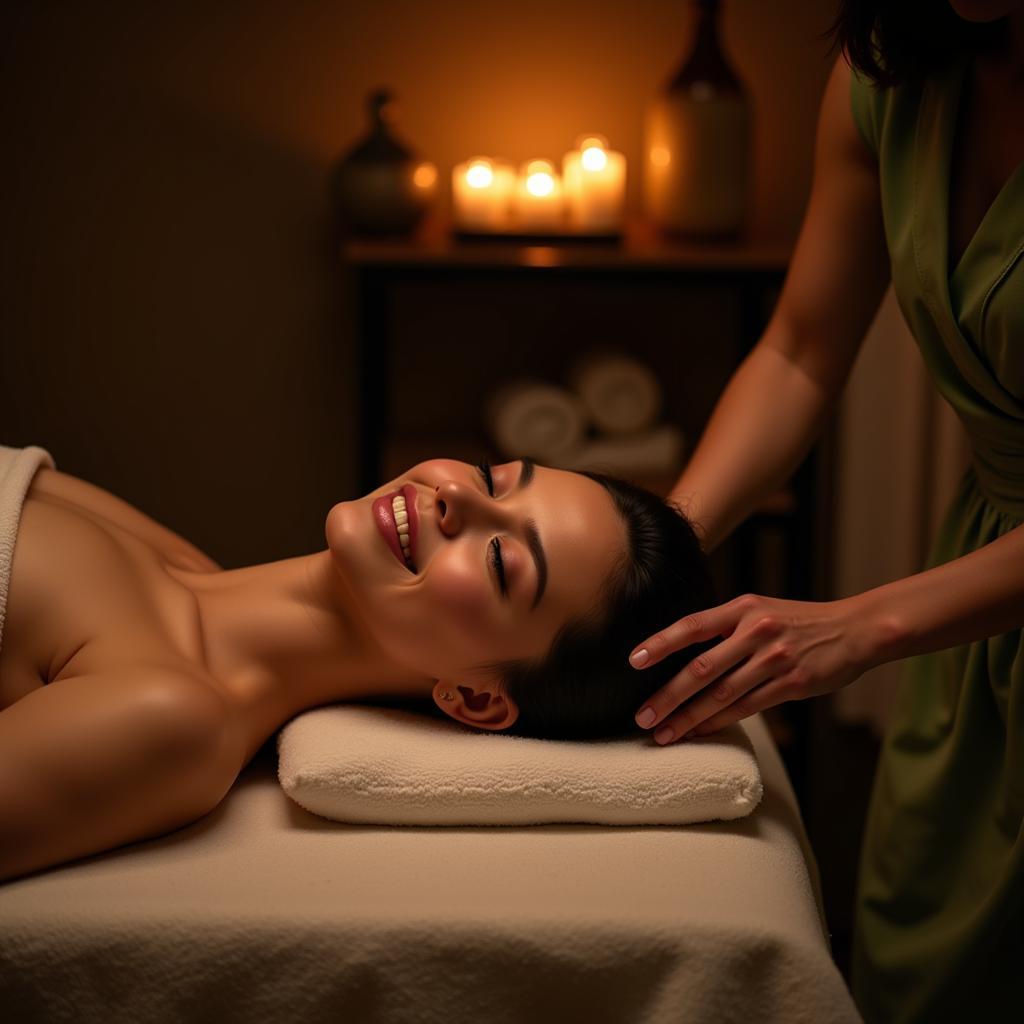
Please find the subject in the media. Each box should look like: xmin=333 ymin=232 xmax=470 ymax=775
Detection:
xmin=822 ymin=1 xmax=1009 ymax=89
xmin=492 ymin=471 xmax=720 ymax=741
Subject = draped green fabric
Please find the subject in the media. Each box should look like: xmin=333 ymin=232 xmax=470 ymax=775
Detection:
xmin=848 ymin=52 xmax=1024 ymax=1023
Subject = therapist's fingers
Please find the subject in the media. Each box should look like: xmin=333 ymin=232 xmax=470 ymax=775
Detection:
xmin=649 ymin=656 xmax=793 ymax=744
xmin=628 ymin=597 xmax=745 ymax=669
xmin=685 ymin=678 xmax=793 ymax=739
xmin=634 ymin=627 xmax=758 ymax=733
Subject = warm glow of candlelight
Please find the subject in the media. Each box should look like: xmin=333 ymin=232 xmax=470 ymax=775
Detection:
xmin=413 ymin=162 xmax=437 ymax=189
xmin=526 ymin=165 xmax=555 ymax=197
xmin=650 ymin=146 xmax=671 ymax=167
xmin=466 ymin=159 xmax=495 ymax=189
xmin=524 ymin=160 xmax=555 ymax=197
xmin=452 ymin=157 xmax=515 ymax=230
xmin=514 ymin=159 xmax=563 ymax=229
xmin=562 ymin=133 xmax=625 ymax=233
xmin=577 ymin=134 xmax=610 ymax=173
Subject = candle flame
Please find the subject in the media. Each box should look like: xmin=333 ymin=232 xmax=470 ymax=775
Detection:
xmin=522 ymin=159 xmax=556 ymax=197
xmin=466 ymin=160 xmax=494 ymax=189
xmin=526 ymin=171 xmax=555 ymax=197
xmin=581 ymin=146 xmax=607 ymax=172
xmin=413 ymin=162 xmax=437 ymax=189
xmin=650 ymin=146 xmax=671 ymax=167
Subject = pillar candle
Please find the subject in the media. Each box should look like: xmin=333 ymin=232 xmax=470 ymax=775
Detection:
xmin=562 ymin=134 xmax=626 ymax=232
xmin=451 ymin=157 xmax=515 ymax=230
xmin=512 ymin=159 xmax=564 ymax=231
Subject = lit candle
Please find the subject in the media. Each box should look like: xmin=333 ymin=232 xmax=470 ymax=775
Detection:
xmin=451 ymin=157 xmax=515 ymax=231
xmin=512 ymin=159 xmax=564 ymax=231
xmin=562 ymin=134 xmax=626 ymax=232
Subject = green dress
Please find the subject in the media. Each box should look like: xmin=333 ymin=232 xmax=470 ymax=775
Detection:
xmin=849 ymin=53 xmax=1024 ymax=1022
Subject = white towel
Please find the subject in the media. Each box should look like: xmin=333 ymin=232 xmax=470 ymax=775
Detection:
xmin=277 ymin=703 xmax=763 ymax=826
xmin=0 ymin=443 xmax=56 ymax=657
xmin=485 ymin=379 xmax=588 ymax=465
xmin=569 ymin=352 xmax=663 ymax=435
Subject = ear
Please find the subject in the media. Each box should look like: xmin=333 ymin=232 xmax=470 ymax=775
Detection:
xmin=432 ymin=678 xmax=519 ymax=731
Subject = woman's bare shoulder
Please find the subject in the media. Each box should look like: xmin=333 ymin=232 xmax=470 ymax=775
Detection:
xmin=0 ymin=662 xmax=241 ymax=882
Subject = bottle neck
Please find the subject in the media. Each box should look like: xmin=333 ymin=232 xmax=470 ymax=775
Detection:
xmin=668 ymin=0 xmax=742 ymax=94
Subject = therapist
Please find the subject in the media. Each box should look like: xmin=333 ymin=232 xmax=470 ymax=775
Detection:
xmin=628 ymin=1 xmax=1023 ymax=1021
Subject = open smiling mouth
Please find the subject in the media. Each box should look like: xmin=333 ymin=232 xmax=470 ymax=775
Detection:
xmin=371 ymin=484 xmax=419 ymax=574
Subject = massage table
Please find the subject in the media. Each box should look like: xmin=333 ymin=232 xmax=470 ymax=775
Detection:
xmin=0 ymin=712 xmax=862 ymax=1023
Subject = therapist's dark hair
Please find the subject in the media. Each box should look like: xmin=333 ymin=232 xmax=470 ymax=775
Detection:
xmin=493 ymin=470 xmax=721 ymax=741
xmin=823 ymin=0 xmax=1009 ymax=89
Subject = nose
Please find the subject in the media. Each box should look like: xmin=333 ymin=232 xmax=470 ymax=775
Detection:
xmin=434 ymin=479 xmax=504 ymax=537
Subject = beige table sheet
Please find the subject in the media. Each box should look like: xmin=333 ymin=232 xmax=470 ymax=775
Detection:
xmin=0 ymin=712 xmax=862 ymax=1023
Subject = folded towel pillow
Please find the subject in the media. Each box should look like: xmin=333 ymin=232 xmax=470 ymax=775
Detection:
xmin=277 ymin=704 xmax=763 ymax=826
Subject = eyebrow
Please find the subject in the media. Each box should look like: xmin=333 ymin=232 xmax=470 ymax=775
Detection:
xmin=513 ymin=458 xmax=547 ymax=610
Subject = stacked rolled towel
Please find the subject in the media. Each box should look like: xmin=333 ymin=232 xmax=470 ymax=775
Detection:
xmin=568 ymin=351 xmax=662 ymax=436
xmin=485 ymin=379 xmax=588 ymax=466
xmin=0 ymin=444 xmax=57 ymax=656
xmin=277 ymin=703 xmax=763 ymax=827
xmin=484 ymin=352 xmax=684 ymax=477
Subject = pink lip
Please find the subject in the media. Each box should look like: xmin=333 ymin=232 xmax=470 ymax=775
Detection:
xmin=371 ymin=484 xmax=419 ymax=573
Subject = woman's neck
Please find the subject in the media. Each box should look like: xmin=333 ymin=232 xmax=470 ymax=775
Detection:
xmin=167 ymin=552 xmax=435 ymax=729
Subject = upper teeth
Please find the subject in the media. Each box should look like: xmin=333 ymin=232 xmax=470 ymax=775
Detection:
xmin=392 ymin=494 xmax=412 ymax=563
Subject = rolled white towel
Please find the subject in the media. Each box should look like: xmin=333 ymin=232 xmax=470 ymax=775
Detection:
xmin=562 ymin=424 xmax=685 ymax=477
xmin=569 ymin=351 xmax=662 ymax=436
xmin=485 ymin=379 xmax=588 ymax=465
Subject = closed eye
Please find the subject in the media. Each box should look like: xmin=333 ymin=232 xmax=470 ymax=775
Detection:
xmin=475 ymin=462 xmax=507 ymax=595
xmin=474 ymin=458 xmax=544 ymax=608
xmin=476 ymin=461 xmax=495 ymax=496
xmin=489 ymin=537 xmax=507 ymax=596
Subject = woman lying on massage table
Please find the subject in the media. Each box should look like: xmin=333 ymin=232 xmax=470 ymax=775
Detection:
xmin=0 ymin=454 xmax=737 ymax=882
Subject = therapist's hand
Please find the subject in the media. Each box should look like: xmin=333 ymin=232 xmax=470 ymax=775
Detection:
xmin=630 ymin=593 xmax=872 ymax=744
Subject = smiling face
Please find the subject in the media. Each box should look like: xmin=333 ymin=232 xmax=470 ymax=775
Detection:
xmin=325 ymin=458 xmax=627 ymax=724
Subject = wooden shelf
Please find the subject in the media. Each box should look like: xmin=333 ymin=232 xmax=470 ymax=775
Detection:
xmin=342 ymin=213 xmax=794 ymax=273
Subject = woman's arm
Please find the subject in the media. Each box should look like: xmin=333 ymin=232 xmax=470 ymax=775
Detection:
xmin=0 ymin=668 xmax=238 ymax=883
xmin=629 ymin=522 xmax=1024 ymax=743
xmin=670 ymin=54 xmax=891 ymax=553
xmin=854 ymin=521 xmax=1024 ymax=669
xmin=627 ymin=56 xmax=1019 ymax=744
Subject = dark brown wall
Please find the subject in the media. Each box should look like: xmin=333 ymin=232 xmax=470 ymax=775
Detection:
xmin=0 ymin=0 xmax=838 ymax=567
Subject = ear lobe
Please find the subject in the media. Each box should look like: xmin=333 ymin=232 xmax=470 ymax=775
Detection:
xmin=432 ymin=679 xmax=519 ymax=731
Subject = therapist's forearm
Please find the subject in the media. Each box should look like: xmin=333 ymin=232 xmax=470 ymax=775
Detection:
xmin=850 ymin=522 xmax=1024 ymax=672
xmin=668 ymin=330 xmax=835 ymax=553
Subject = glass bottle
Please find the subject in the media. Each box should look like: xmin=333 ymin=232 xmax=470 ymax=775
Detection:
xmin=643 ymin=0 xmax=751 ymax=239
